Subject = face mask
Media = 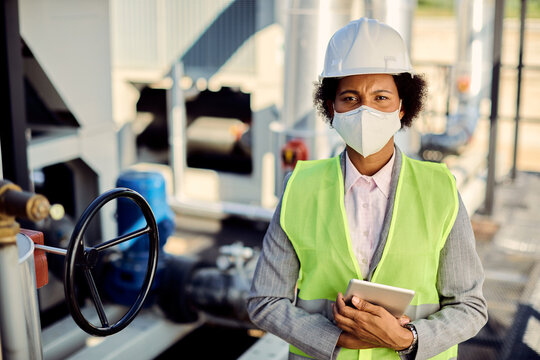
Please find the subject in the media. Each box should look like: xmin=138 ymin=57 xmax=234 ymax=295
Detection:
xmin=332 ymin=102 xmax=402 ymax=157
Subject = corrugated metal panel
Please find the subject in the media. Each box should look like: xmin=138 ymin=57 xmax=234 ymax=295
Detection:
xmin=181 ymin=0 xmax=256 ymax=79
xmin=163 ymin=0 xmax=234 ymax=69
xmin=111 ymin=0 xmax=257 ymax=78
xmin=111 ymin=0 xmax=161 ymax=68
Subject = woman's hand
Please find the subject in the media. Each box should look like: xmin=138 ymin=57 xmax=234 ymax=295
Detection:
xmin=333 ymin=293 xmax=413 ymax=351
xmin=336 ymin=331 xmax=376 ymax=349
xmin=399 ymin=314 xmax=411 ymax=326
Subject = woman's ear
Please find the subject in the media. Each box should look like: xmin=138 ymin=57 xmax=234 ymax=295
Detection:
xmin=326 ymin=100 xmax=335 ymax=118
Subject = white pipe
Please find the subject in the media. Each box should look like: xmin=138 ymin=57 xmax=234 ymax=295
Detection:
xmin=169 ymin=196 xmax=274 ymax=222
xmin=0 ymin=243 xmax=31 ymax=360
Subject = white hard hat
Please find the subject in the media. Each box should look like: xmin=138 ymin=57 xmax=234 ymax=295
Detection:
xmin=320 ymin=18 xmax=414 ymax=78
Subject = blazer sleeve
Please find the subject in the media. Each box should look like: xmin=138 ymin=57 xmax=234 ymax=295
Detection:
xmin=247 ymin=195 xmax=342 ymax=360
xmin=407 ymin=193 xmax=489 ymax=359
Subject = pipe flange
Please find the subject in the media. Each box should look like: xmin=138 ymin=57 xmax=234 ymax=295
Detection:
xmin=0 ymin=221 xmax=20 ymax=245
xmin=26 ymin=194 xmax=50 ymax=222
xmin=0 ymin=180 xmax=21 ymax=199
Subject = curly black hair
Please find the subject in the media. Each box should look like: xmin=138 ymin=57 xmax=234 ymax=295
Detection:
xmin=313 ymin=73 xmax=428 ymax=128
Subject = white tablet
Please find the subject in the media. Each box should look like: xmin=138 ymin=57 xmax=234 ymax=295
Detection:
xmin=344 ymin=279 xmax=415 ymax=317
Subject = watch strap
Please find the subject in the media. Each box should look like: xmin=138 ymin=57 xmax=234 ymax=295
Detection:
xmin=397 ymin=323 xmax=418 ymax=356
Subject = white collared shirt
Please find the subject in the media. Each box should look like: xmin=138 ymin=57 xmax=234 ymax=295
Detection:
xmin=344 ymin=150 xmax=395 ymax=278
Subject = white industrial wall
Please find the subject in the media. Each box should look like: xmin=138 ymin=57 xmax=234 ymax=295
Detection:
xmin=19 ymin=0 xmax=118 ymax=239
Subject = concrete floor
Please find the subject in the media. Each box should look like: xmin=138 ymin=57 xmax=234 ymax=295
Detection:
xmin=461 ymin=171 xmax=540 ymax=359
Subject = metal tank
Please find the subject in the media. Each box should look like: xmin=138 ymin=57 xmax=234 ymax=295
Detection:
xmin=273 ymin=0 xmax=361 ymax=193
xmin=364 ymin=0 xmax=416 ymax=50
xmin=106 ymin=170 xmax=175 ymax=306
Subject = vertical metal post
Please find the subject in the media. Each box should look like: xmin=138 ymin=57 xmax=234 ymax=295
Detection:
xmin=0 ymin=0 xmax=30 ymax=190
xmin=169 ymin=61 xmax=188 ymax=201
xmin=483 ymin=0 xmax=505 ymax=215
xmin=511 ymin=0 xmax=527 ymax=180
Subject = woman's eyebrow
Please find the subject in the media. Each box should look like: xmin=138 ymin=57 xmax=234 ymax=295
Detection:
xmin=337 ymin=89 xmax=395 ymax=97
xmin=337 ymin=89 xmax=360 ymax=97
xmin=371 ymin=89 xmax=394 ymax=95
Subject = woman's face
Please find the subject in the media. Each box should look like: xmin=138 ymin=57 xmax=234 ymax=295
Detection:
xmin=328 ymin=74 xmax=404 ymax=119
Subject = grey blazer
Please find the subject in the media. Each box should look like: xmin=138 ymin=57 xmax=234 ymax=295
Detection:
xmin=247 ymin=147 xmax=488 ymax=360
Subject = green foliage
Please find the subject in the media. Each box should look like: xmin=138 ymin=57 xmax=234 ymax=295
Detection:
xmin=417 ymin=0 xmax=540 ymax=18
xmin=416 ymin=0 xmax=454 ymax=17
xmin=505 ymin=0 xmax=540 ymax=18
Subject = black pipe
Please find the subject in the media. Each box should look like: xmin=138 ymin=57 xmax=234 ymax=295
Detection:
xmin=511 ymin=0 xmax=527 ymax=180
xmin=188 ymin=267 xmax=252 ymax=324
xmin=0 ymin=0 xmax=30 ymax=190
xmin=157 ymin=254 xmax=255 ymax=326
xmin=483 ymin=0 xmax=505 ymax=215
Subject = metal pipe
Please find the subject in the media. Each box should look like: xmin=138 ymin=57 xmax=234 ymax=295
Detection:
xmin=168 ymin=61 xmax=188 ymax=201
xmin=275 ymin=0 xmax=355 ymax=194
xmin=0 ymin=180 xmax=50 ymax=359
xmin=18 ymin=234 xmax=43 ymax=360
xmin=483 ymin=0 xmax=505 ymax=215
xmin=34 ymin=244 xmax=68 ymax=256
xmin=0 ymin=244 xmax=31 ymax=360
xmin=511 ymin=0 xmax=527 ymax=180
xmin=0 ymin=181 xmax=31 ymax=360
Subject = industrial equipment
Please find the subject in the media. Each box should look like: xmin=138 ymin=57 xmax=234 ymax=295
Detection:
xmin=0 ymin=177 xmax=259 ymax=359
xmin=420 ymin=0 xmax=495 ymax=161
xmin=0 ymin=180 xmax=159 ymax=358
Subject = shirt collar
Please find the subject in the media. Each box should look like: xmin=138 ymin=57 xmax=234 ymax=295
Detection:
xmin=345 ymin=149 xmax=395 ymax=198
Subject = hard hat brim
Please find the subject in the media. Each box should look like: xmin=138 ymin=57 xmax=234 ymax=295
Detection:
xmin=319 ymin=69 xmax=415 ymax=81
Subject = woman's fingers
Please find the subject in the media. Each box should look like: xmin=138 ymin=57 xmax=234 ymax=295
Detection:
xmin=337 ymin=291 xmax=383 ymax=317
xmin=399 ymin=315 xmax=411 ymax=326
xmin=335 ymin=293 xmax=375 ymax=329
xmin=335 ymin=293 xmax=357 ymax=318
xmin=332 ymin=303 xmax=358 ymax=333
xmin=334 ymin=292 xmax=412 ymax=350
xmin=336 ymin=292 xmax=346 ymax=307
xmin=336 ymin=293 xmax=363 ymax=316
xmin=350 ymin=297 xmax=384 ymax=317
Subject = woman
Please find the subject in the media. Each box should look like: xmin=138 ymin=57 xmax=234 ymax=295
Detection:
xmin=247 ymin=18 xmax=487 ymax=360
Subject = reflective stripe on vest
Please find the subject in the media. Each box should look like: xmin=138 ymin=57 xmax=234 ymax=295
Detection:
xmin=281 ymin=153 xmax=459 ymax=360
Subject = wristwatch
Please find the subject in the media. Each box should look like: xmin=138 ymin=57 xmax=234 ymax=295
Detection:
xmin=397 ymin=323 xmax=418 ymax=356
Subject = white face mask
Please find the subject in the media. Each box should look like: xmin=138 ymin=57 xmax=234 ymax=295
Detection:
xmin=332 ymin=102 xmax=402 ymax=157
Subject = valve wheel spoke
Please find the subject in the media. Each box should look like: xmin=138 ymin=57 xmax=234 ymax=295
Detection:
xmin=94 ymin=226 xmax=151 ymax=252
xmin=84 ymin=268 xmax=109 ymax=327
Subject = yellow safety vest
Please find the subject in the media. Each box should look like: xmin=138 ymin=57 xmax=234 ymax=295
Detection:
xmin=281 ymin=153 xmax=459 ymax=360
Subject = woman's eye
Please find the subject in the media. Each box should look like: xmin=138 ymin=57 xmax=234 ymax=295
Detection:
xmin=375 ymin=95 xmax=388 ymax=101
